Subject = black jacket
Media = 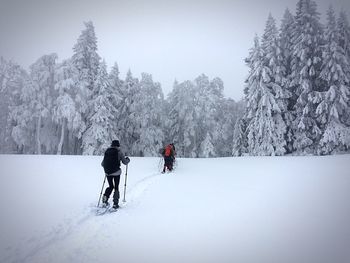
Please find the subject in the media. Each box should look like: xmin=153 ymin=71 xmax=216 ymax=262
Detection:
xmin=101 ymin=147 xmax=130 ymax=175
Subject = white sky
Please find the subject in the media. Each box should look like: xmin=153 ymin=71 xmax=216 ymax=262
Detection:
xmin=1 ymin=0 xmax=349 ymax=100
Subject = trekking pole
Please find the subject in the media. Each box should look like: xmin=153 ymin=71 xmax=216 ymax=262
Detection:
xmin=123 ymin=164 xmax=128 ymax=202
xmin=97 ymin=174 xmax=107 ymax=207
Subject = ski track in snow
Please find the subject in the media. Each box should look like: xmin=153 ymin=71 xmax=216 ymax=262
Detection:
xmin=6 ymin=171 xmax=163 ymax=263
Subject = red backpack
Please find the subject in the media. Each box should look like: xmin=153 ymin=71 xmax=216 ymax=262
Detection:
xmin=164 ymin=145 xmax=172 ymax=157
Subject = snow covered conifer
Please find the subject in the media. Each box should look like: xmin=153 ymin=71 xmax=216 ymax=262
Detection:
xmin=279 ymin=8 xmax=296 ymax=152
xmin=317 ymin=6 xmax=350 ymax=154
xmin=289 ymin=0 xmax=324 ymax=154
xmin=337 ymin=10 xmax=350 ymax=64
xmin=200 ymin=132 xmax=216 ymax=157
xmin=72 ymin=21 xmax=101 ymax=153
xmin=82 ymin=60 xmax=117 ymax=155
xmin=117 ymin=69 xmax=141 ymax=154
xmin=167 ymin=80 xmax=197 ymax=157
xmin=232 ymin=117 xmax=247 ymax=156
xmin=194 ymin=74 xmax=224 ymax=157
xmin=72 ymin=21 xmax=100 ymax=92
xmin=134 ymin=73 xmax=165 ymax=156
xmin=244 ymin=15 xmax=289 ymax=156
xmin=108 ymin=62 xmax=124 ymax=109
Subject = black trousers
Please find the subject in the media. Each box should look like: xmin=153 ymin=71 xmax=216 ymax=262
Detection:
xmin=104 ymin=175 xmax=120 ymax=204
xmin=164 ymin=156 xmax=174 ymax=171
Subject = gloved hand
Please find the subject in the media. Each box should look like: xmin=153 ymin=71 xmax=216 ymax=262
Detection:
xmin=125 ymin=156 xmax=130 ymax=163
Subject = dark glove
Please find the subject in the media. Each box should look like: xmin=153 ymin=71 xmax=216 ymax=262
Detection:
xmin=125 ymin=156 xmax=130 ymax=163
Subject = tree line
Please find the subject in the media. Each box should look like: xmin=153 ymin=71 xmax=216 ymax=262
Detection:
xmin=1 ymin=0 xmax=349 ymax=157
xmin=0 ymin=21 xmax=243 ymax=157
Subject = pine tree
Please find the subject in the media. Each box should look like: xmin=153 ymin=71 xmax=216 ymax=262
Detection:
xmin=108 ymin=62 xmax=124 ymax=113
xmin=232 ymin=117 xmax=247 ymax=156
xmin=290 ymin=0 xmax=324 ymax=154
xmin=216 ymin=97 xmax=243 ymax=156
xmin=193 ymin=74 xmax=224 ymax=157
xmin=317 ymin=6 xmax=350 ymax=154
xmin=244 ymin=15 xmax=289 ymax=156
xmin=167 ymin=80 xmax=197 ymax=157
xmin=117 ymin=69 xmax=141 ymax=155
xmin=337 ymin=10 xmax=350 ymax=63
xmin=72 ymin=21 xmax=100 ymax=92
xmin=200 ymin=132 xmax=216 ymax=157
xmin=280 ymin=8 xmax=296 ymax=152
xmin=82 ymin=60 xmax=117 ymax=155
xmin=134 ymin=73 xmax=165 ymax=156
xmin=233 ymin=36 xmax=260 ymax=156
xmin=337 ymin=10 xmax=350 ymax=127
xmin=72 ymin=21 xmax=101 ymax=153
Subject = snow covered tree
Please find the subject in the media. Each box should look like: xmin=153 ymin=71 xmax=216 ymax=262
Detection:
xmin=108 ymin=62 xmax=124 ymax=116
xmin=289 ymin=0 xmax=324 ymax=154
xmin=53 ymin=59 xmax=78 ymax=155
xmin=280 ymin=9 xmax=295 ymax=78
xmin=11 ymin=54 xmax=58 ymax=154
xmin=244 ymin=15 xmax=289 ymax=156
xmin=337 ymin=10 xmax=350 ymax=63
xmin=232 ymin=117 xmax=247 ymax=156
xmin=193 ymin=74 xmax=224 ymax=157
xmin=217 ymin=98 xmax=244 ymax=157
xmin=233 ymin=36 xmax=260 ymax=156
xmin=82 ymin=60 xmax=117 ymax=155
xmin=317 ymin=6 xmax=350 ymax=154
xmin=133 ymin=73 xmax=165 ymax=156
xmin=200 ymin=132 xmax=216 ymax=157
xmin=337 ymin=10 xmax=350 ymax=127
xmin=117 ymin=69 xmax=141 ymax=155
xmin=72 ymin=21 xmax=101 ymax=153
xmin=0 ymin=58 xmax=27 ymax=153
xmin=72 ymin=21 xmax=100 ymax=92
xmin=279 ymin=8 xmax=296 ymax=152
xmin=167 ymin=80 xmax=197 ymax=157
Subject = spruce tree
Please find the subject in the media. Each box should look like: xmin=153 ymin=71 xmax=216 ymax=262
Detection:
xmin=167 ymin=80 xmax=197 ymax=157
xmin=118 ymin=69 xmax=141 ymax=155
xmin=82 ymin=60 xmax=117 ymax=155
xmin=317 ymin=6 xmax=350 ymax=154
xmin=290 ymin=0 xmax=324 ymax=154
xmin=280 ymin=8 xmax=296 ymax=152
xmin=135 ymin=73 xmax=165 ymax=156
xmin=233 ymin=36 xmax=259 ymax=156
xmin=244 ymin=15 xmax=289 ymax=156
xmin=72 ymin=21 xmax=101 ymax=153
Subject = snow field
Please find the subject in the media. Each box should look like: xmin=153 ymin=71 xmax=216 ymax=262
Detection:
xmin=0 ymin=154 xmax=349 ymax=263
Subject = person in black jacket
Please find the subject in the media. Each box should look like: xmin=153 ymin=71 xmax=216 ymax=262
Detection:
xmin=101 ymin=140 xmax=130 ymax=209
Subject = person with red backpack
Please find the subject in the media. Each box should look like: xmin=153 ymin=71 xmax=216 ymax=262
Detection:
xmin=161 ymin=143 xmax=176 ymax=173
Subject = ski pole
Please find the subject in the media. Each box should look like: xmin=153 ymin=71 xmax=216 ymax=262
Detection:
xmin=123 ymin=164 xmax=128 ymax=202
xmin=97 ymin=174 xmax=107 ymax=207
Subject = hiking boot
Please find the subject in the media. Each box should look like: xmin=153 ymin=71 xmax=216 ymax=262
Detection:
xmin=102 ymin=195 xmax=109 ymax=207
xmin=113 ymin=203 xmax=119 ymax=209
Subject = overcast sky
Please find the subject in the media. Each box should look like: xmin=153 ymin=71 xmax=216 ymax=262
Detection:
xmin=1 ymin=0 xmax=350 ymax=100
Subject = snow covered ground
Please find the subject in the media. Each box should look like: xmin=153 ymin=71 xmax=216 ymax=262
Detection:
xmin=0 ymin=154 xmax=349 ymax=263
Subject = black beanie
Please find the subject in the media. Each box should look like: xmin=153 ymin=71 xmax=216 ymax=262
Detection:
xmin=111 ymin=140 xmax=120 ymax=147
